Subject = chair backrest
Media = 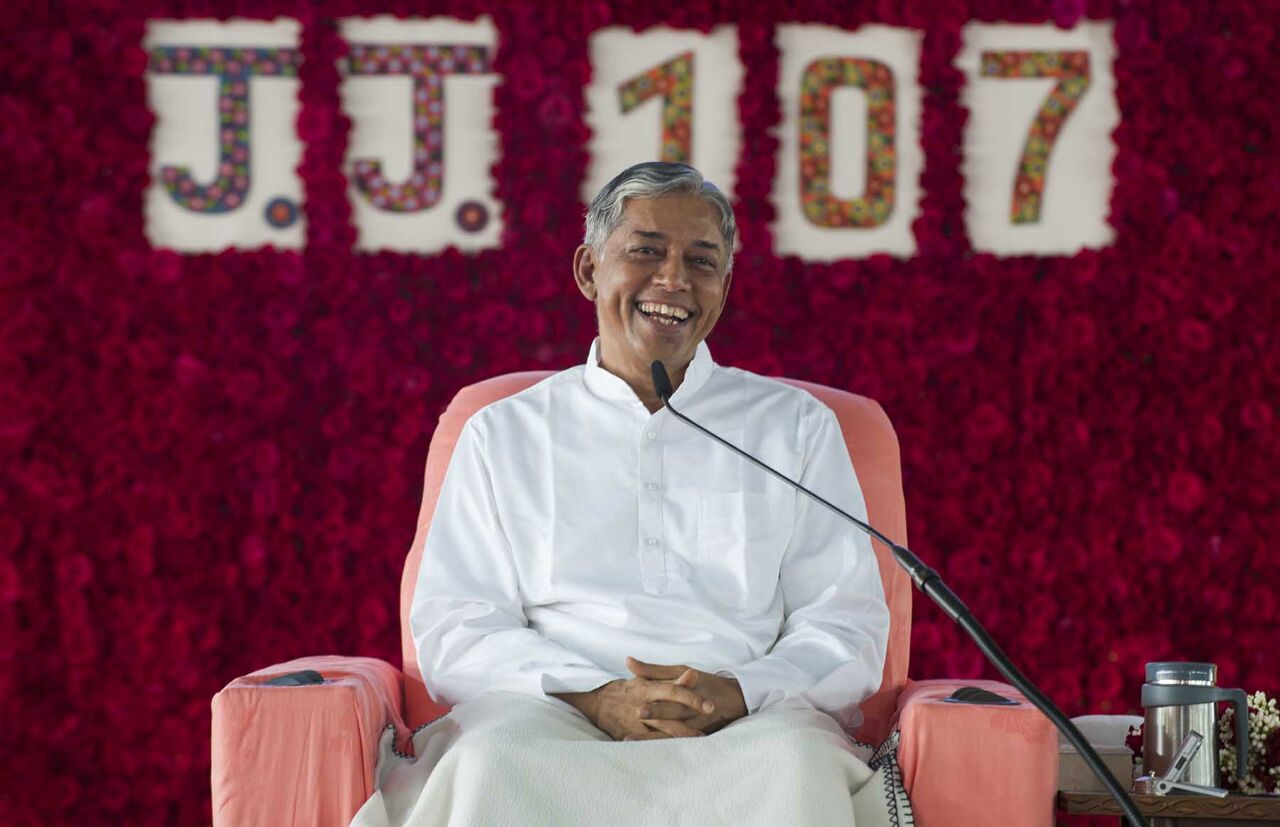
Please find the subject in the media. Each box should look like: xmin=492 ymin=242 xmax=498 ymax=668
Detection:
xmin=399 ymin=371 xmax=911 ymax=744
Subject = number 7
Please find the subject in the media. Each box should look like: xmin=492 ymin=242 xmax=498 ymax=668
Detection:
xmin=980 ymin=50 xmax=1091 ymax=224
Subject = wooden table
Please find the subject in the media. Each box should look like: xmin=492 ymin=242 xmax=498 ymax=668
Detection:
xmin=1059 ymin=791 xmax=1280 ymax=825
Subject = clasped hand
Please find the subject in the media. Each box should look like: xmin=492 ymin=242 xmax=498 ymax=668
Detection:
xmin=564 ymin=656 xmax=747 ymax=742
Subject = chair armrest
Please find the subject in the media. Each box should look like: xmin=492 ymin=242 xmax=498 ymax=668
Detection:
xmin=211 ymin=655 xmax=409 ymax=827
xmin=895 ymin=679 xmax=1058 ymax=827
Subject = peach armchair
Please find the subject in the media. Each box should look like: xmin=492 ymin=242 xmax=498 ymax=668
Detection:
xmin=211 ymin=373 xmax=1058 ymax=826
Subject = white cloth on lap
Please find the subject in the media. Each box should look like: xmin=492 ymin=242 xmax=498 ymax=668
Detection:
xmin=350 ymin=691 xmax=911 ymax=827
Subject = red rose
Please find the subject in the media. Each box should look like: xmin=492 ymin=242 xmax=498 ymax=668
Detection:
xmin=507 ymin=53 xmax=547 ymax=102
xmin=1134 ymin=290 xmax=1167 ymax=326
xmin=1062 ymin=313 xmax=1097 ymax=350
xmin=1147 ymin=525 xmax=1184 ymax=563
xmin=537 ymin=92 xmax=575 ymax=130
xmin=174 ymin=352 xmax=208 ymax=387
xmin=14 ymin=459 xmax=85 ymax=512
xmin=0 ymin=557 xmax=19 ymax=605
xmin=966 ymin=403 xmax=1009 ymax=443
xmin=358 ymin=594 xmax=392 ymax=642
xmin=1050 ymin=0 xmax=1085 ymax=29
xmin=55 ymin=554 xmax=94 ymax=590
xmin=1245 ymin=583 xmax=1278 ymax=624
xmin=1242 ymin=400 xmax=1273 ymax=430
xmin=126 ymin=525 xmax=155 ymax=578
xmin=1177 ymin=319 xmax=1213 ymax=352
xmin=1196 ymin=413 xmax=1225 ymax=449
xmin=911 ymin=621 xmax=943 ymax=653
xmin=441 ymin=337 xmax=475 ymax=369
xmin=1125 ymin=725 xmax=1144 ymax=762
xmin=1087 ymin=665 xmax=1123 ymax=700
xmin=1166 ymin=471 xmax=1207 ymax=512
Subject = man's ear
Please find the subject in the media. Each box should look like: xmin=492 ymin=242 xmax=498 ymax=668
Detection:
xmin=572 ymin=245 xmax=598 ymax=301
xmin=717 ymin=269 xmax=733 ymax=313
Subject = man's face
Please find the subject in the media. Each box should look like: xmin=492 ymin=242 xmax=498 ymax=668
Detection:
xmin=573 ymin=193 xmax=732 ymax=381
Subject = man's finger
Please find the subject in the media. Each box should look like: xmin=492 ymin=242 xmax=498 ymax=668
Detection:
xmin=625 ymin=656 xmax=688 ymax=680
xmin=635 ymin=700 xmax=698 ymax=720
xmin=642 ymin=718 xmax=705 ymax=738
xmin=624 ymin=732 xmax=671 ymax=741
xmin=647 ymin=681 xmax=716 ymax=715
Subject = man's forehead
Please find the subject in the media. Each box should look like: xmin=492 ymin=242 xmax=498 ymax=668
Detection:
xmin=627 ymin=229 xmax=722 ymax=252
xmin=615 ymin=196 xmax=725 ymax=247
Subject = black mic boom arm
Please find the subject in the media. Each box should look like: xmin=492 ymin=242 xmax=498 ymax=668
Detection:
xmin=649 ymin=360 xmax=1148 ymax=827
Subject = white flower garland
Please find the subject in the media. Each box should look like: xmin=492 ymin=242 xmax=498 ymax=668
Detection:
xmin=1219 ymin=690 xmax=1280 ymax=794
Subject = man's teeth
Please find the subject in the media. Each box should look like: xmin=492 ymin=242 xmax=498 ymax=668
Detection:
xmin=637 ymin=302 xmax=690 ymax=324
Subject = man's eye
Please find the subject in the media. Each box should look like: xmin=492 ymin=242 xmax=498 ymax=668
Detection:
xmin=633 ymin=247 xmax=659 ymax=255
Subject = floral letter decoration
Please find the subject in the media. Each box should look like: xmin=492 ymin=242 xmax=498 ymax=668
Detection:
xmin=772 ymin=24 xmax=923 ymax=261
xmin=957 ymin=22 xmax=1117 ymax=256
xmin=583 ymin=25 xmax=742 ymax=203
xmin=149 ymin=47 xmax=300 ymax=214
xmin=980 ymin=50 xmax=1091 ymax=225
xmin=618 ymin=51 xmax=695 ymax=164
xmin=339 ymin=16 xmax=502 ymax=253
xmin=799 ymin=57 xmax=897 ymax=229
xmin=144 ymin=18 xmax=306 ymax=252
xmin=344 ymin=44 xmax=492 ymax=213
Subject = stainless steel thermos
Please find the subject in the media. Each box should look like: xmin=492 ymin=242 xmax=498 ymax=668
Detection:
xmin=1141 ymin=661 xmax=1249 ymax=785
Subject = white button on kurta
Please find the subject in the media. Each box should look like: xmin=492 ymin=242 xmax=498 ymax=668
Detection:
xmin=410 ymin=339 xmax=890 ymax=727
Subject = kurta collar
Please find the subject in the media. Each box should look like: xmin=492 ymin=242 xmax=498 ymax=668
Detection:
xmin=583 ymin=337 xmax=716 ymax=409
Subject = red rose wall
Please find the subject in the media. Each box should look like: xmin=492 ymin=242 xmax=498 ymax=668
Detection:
xmin=3 ymin=0 xmax=1279 ymax=824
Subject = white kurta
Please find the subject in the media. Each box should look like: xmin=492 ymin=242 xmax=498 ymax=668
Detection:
xmin=410 ymin=339 xmax=889 ymax=728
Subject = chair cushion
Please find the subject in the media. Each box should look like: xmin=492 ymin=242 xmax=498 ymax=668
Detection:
xmin=895 ymin=679 xmax=1058 ymax=826
xmin=211 ymin=655 xmax=406 ymax=827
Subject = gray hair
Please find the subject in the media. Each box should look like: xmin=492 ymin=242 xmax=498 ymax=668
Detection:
xmin=584 ymin=162 xmax=736 ymax=273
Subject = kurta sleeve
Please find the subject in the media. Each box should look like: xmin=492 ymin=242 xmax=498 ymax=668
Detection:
xmin=410 ymin=414 xmax=619 ymax=706
xmin=714 ymin=402 xmax=890 ymax=727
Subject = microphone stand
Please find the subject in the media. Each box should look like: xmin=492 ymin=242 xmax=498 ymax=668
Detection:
xmin=652 ymin=363 xmax=1148 ymax=827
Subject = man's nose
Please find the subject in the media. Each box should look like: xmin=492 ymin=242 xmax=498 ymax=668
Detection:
xmin=652 ymin=253 xmax=691 ymax=290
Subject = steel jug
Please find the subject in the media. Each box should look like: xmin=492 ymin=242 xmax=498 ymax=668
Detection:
xmin=1141 ymin=661 xmax=1248 ymax=786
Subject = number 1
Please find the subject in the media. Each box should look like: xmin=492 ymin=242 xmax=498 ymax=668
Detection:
xmin=618 ymin=52 xmax=695 ymax=163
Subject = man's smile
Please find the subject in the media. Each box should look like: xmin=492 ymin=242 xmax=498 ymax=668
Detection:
xmin=635 ymin=301 xmax=693 ymax=326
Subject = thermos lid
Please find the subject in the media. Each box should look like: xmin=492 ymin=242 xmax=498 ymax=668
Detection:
xmin=1145 ymin=661 xmax=1217 ymax=686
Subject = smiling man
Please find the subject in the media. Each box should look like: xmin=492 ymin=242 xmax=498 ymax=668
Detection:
xmin=355 ymin=163 xmax=899 ymax=826
xmin=569 ymin=182 xmax=731 ymax=416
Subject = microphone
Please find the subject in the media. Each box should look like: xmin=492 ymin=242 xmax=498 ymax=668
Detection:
xmin=649 ymin=359 xmax=1148 ymax=827
xmin=651 ymin=360 xmax=674 ymax=403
